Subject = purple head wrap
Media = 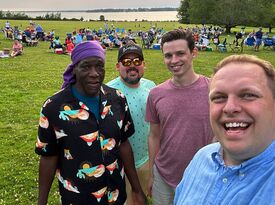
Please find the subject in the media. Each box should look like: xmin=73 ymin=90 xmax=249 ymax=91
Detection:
xmin=61 ymin=41 xmax=105 ymax=88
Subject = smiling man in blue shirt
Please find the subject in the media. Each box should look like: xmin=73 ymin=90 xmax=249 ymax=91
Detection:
xmin=174 ymin=54 xmax=275 ymax=205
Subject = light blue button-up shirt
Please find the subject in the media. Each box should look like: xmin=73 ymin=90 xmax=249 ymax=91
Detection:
xmin=174 ymin=141 xmax=275 ymax=205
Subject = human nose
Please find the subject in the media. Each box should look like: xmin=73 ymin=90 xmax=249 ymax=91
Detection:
xmin=87 ymin=67 xmax=100 ymax=77
xmin=170 ymin=54 xmax=179 ymax=63
xmin=222 ymin=96 xmax=241 ymax=115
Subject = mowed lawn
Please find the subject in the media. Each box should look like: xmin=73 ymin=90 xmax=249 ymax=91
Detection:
xmin=0 ymin=19 xmax=274 ymax=204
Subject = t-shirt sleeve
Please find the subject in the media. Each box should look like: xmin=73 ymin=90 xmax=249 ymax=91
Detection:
xmin=35 ymin=102 xmax=59 ymax=156
xmin=145 ymin=91 xmax=159 ymax=123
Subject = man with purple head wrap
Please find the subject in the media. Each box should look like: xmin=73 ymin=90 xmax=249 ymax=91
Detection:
xmin=35 ymin=41 xmax=147 ymax=205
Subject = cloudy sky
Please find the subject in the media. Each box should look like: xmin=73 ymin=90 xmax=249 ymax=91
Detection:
xmin=2 ymin=0 xmax=180 ymax=11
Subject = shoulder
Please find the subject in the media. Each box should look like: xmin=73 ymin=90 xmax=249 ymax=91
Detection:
xmin=102 ymin=84 xmax=125 ymax=101
xmin=40 ymin=88 xmax=72 ymax=117
xmin=149 ymin=80 xmax=170 ymax=93
xmin=140 ymin=78 xmax=156 ymax=88
xmin=106 ymin=77 xmax=121 ymax=88
xmin=197 ymin=142 xmax=220 ymax=154
xmin=192 ymin=142 xmax=220 ymax=161
xmin=199 ymin=75 xmax=211 ymax=84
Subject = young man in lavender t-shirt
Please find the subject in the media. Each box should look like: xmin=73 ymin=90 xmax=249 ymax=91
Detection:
xmin=145 ymin=29 xmax=213 ymax=205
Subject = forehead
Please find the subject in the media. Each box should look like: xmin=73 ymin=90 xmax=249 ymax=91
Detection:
xmin=78 ymin=57 xmax=104 ymax=65
xmin=162 ymin=39 xmax=190 ymax=54
xmin=210 ymin=63 xmax=268 ymax=91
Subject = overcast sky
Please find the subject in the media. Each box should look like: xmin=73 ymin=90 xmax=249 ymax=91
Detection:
xmin=2 ymin=0 xmax=180 ymax=11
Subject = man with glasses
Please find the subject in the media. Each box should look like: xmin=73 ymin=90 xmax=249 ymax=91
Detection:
xmin=107 ymin=43 xmax=156 ymax=205
xmin=35 ymin=41 xmax=147 ymax=205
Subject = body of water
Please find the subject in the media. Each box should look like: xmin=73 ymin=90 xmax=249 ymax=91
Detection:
xmin=22 ymin=11 xmax=178 ymax=21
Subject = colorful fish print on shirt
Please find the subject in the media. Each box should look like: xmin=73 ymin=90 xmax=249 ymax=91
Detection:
xmin=124 ymin=121 xmax=132 ymax=132
xmin=56 ymin=170 xmax=80 ymax=193
xmin=106 ymin=160 xmax=119 ymax=175
xmin=64 ymin=149 xmax=73 ymax=160
xmin=101 ymin=100 xmax=113 ymax=119
xmin=100 ymin=135 xmax=116 ymax=152
xmin=120 ymin=167 xmax=125 ymax=179
xmin=108 ymin=189 xmax=119 ymax=203
xmin=116 ymin=90 xmax=125 ymax=98
xmin=54 ymin=129 xmax=68 ymax=140
xmin=59 ymin=102 xmax=89 ymax=121
xmin=91 ymin=186 xmax=107 ymax=203
xmin=35 ymin=137 xmax=48 ymax=152
xmin=80 ymin=131 xmax=99 ymax=146
xmin=39 ymin=112 xmax=49 ymax=129
xmin=117 ymin=120 xmax=123 ymax=129
xmin=76 ymin=163 xmax=105 ymax=180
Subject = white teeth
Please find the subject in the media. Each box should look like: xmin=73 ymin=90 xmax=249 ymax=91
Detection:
xmin=225 ymin=122 xmax=248 ymax=128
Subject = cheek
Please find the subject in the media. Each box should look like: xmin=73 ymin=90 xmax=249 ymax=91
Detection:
xmin=164 ymin=58 xmax=170 ymax=65
xmin=210 ymin=104 xmax=222 ymax=120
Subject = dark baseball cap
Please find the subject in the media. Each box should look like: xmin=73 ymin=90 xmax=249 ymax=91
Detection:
xmin=117 ymin=44 xmax=144 ymax=62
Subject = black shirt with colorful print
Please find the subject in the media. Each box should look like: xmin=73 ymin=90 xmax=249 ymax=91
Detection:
xmin=35 ymin=84 xmax=135 ymax=205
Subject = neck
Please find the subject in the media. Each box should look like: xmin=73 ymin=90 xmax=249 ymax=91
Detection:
xmin=120 ymin=77 xmax=140 ymax=88
xmin=172 ymin=73 xmax=199 ymax=87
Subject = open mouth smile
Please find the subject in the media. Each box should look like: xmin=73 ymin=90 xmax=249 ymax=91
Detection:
xmin=224 ymin=122 xmax=250 ymax=131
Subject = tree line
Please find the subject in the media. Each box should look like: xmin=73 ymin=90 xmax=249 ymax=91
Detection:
xmin=0 ymin=11 xmax=62 ymax=20
xmin=177 ymin=0 xmax=275 ymax=33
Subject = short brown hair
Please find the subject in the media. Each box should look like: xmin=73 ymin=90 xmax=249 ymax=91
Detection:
xmin=214 ymin=54 xmax=275 ymax=98
xmin=161 ymin=29 xmax=194 ymax=52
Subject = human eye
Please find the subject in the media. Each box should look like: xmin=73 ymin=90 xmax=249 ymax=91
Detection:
xmin=240 ymin=93 xmax=259 ymax=100
xmin=177 ymin=51 xmax=185 ymax=56
xmin=95 ymin=63 xmax=104 ymax=70
xmin=164 ymin=53 xmax=172 ymax=59
xmin=210 ymin=94 xmax=227 ymax=103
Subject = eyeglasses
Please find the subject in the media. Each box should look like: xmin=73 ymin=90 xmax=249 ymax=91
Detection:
xmin=121 ymin=58 xmax=142 ymax=67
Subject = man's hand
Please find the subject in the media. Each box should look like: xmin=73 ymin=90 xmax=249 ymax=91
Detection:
xmin=132 ymin=190 xmax=148 ymax=205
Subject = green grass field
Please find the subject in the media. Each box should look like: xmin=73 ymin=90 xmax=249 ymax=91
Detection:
xmin=0 ymin=19 xmax=274 ymax=204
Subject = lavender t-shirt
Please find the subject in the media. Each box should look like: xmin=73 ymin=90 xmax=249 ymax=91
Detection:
xmin=145 ymin=76 xmax=213 ymax=187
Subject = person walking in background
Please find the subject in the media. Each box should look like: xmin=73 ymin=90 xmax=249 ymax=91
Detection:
xmin=107 ymin=42 xmax=156 ymax=205
xmin=174 ymin=54 xmax=275 ymax=205
xmin=254 ymin=27 xmax=263 ymax=51
xmin=145 ymin=29 xmax=213 ymax=205
xmin=35 ymin=41 xmax=147 ymax=205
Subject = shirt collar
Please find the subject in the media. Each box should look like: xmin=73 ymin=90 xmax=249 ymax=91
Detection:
xmin=212 ymin=141 xmax=275 ymax=171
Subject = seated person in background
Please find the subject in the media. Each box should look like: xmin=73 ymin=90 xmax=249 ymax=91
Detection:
xmin=113 ymin=34 xmax=122 ymax=48
xmin=66 ymin=40 xmax=74 ymax=54
xmin=174 ymin=54 xmax=275 ymax=205
xmin=75 ymin=33 xmax=83 ymax=45
xmin=49 ymin=36 xmax=63 ymax=49
xmin=36 ymin=24 xmax=44 ymax=40
xmin=10 ymin=40 xmax=23 ymax=57
xmin=65 ymin=34 xmax=73 ymax=46
xmin=102 ymin=35 xmax=113 ymax=49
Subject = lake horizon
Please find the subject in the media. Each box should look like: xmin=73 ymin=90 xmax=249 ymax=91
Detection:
xmin=5 ymin=10 xmax=179 ymax=21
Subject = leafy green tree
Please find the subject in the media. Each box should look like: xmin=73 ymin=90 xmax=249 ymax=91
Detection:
xmin=249 ymin=0 xmax=275 ymax=33
xmin=177 ymin=0 xmax=191 ymax=23
xmin=99 ymin=15 xmax=105 ymax=21
xmin=178 ymin=0 xmax=275 ymax=33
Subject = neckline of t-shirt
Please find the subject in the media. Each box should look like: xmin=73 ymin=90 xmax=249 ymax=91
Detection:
xmin=168 ymin=75 xmax=202 ymax=89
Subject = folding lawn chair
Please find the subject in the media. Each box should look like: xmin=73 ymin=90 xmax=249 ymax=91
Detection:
xmin=263 ymin=38 xmax=273 ymax=50
xmin=229 ymin=39 xmax=244 ymax=53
